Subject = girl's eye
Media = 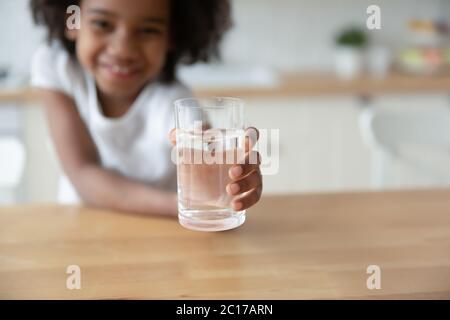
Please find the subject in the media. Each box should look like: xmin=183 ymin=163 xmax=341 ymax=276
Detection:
xmin=90 ymin=20 xmax=111 ymax=30
xmin=140 ymin=28 xmax=161 ymax=35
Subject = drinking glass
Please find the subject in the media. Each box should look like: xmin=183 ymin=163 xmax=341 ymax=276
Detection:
xmin=174 ymin=97 xmax=246 ymax=232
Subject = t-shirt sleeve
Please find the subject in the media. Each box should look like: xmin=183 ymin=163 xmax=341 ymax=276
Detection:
xmin=30 ymin=42 xmax=73 ymax=96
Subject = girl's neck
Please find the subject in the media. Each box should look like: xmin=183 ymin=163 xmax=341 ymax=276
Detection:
xmin=97 ymin=88 xmax=138 ymax=119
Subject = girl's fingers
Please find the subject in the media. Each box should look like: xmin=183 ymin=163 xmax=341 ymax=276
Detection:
xmin=245 ymin=127 xmax=259 ymax=151
xmin=231 ymin=185 xmax=263 ymax=211
xmin=226 ymin=167 xmax=261 ymax=195
xmin=169 ymin=128 xmax=176 ymax=146
xmin=229 ymin=150 xmax=261 ymax=180
xmin=239 ymin=150 xmax=261 ymax=166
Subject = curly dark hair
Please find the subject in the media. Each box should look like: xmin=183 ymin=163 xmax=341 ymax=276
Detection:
xmin=30 ymin=0 xmax=232 ymax=82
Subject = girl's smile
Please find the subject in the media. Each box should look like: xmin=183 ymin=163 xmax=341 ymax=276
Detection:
xmin=98 ymin=61 xmax=145 ymax=81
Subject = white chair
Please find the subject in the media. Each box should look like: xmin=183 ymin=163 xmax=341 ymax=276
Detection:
xmin=360 ymin=106 xmax=450 ymax=188
xmin=0 ymin=136 xmax=26 ymax=204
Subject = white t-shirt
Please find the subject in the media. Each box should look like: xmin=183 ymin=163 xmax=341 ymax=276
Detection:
xmin=30 ymin=42 xmax=192 ymax=204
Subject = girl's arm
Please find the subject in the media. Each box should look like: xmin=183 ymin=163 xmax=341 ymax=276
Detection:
xmin=36 ymin=88 xmax=178 ymax=218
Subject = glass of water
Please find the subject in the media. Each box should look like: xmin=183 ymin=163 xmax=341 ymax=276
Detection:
xmin=174 ymin=97 xmax=246 ymax=232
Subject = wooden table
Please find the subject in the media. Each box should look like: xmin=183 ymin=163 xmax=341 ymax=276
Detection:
xmin=1 ymin=189 xmax=450 ymax=299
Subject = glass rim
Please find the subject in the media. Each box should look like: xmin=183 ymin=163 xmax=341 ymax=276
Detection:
xmin=174 ymin=96 xmax=244 ymax=109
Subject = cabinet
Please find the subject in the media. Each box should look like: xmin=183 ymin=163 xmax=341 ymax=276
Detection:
xmin=246 ymin=97 xmax=372 ymax=194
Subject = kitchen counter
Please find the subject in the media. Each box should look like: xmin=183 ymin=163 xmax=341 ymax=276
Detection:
xmin=1 ymin=189 xmax=450 ymax=299
xmin=1 ymin=71 xmax=450 ymax=104
xmin=194 ymin=71 xmax=450 ymax=98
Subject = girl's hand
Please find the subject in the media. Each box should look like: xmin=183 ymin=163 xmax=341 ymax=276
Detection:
xmin=225 ymin=127 xmax=263 ymax=211
xmin=169 ymin=127 xmax=263 ymax=211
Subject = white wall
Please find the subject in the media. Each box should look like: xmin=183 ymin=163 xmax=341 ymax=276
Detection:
xmin=222 ymin=0 xmax=450 ymax=71
xmin=0 ymin=0 xmax=45 ymax=75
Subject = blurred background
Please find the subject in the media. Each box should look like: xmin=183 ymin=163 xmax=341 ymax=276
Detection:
xmin=1 ymin=0 xmax=450 ymax=204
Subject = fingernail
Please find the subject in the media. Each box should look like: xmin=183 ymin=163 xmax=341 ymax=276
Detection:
xmin=233 ymin=201 xmax=243 ymax=211
xmin=231 ymin=166 xmax=243 ymax=178
xmin=230 ymin=183 xmax=240 ymax=194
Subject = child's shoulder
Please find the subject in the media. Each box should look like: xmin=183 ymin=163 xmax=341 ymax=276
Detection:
xmin=33 ymin=41 xmax=65 ymax=60
xmin=32 ymin=41 xmax=79 ymax=71
xmin=31 ymin=41 xmax=83 ymax=95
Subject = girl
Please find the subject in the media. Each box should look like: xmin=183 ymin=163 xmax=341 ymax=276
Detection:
xmin=30 ymin=0 xmax=263 ymax=217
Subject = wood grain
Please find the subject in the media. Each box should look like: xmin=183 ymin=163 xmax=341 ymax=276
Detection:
xmin=1 ymin=189 xmax=450 ymax=299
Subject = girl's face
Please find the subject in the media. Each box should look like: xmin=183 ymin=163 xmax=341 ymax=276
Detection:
xmin=69 ymin=0 xmax=171 ymax=100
